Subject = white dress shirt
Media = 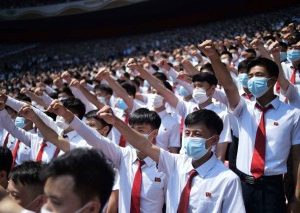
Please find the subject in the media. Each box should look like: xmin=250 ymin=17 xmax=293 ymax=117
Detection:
xmin=282 ymin=84 xmax=300 ymax=108
xmin=231 ymin=97 xmax=300 ymax=175
xmin=0 ymin=109 xmax=61 ymax=163
xmin=70 ymin=87 xmax=98 ymax=113
xmin=69 ymin=116 xmax=167 ymax=213
xmin=177 ymin=101 xmax=232 ymax=151
xmin=0 ymin=115 xmax=31 ymax=165
xmin=282 ymin=61 xmax=300 ymax=92
xmin=156 ymin=110 xmax=181 ymax=150
xmin=158 ymin=149 xmax=245 ymax=213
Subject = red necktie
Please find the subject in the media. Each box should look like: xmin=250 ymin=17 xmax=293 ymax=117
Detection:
xmin=250 ymin=103 xmax=273 ymax=179
xmin=11 ymin=140 xmax=21 ymax=166
xmin=119 ymin=114 xmax=129 ymax=147
xmin=36 ymin=141 xmax=47 ymax=161
xmin=242 ymin=93 xmax=253 ymax=100
xmin=130 ymin=160 xmax=145 ymax=213
xmin=290 ymin=68 xmax=297 ymax=85
xmin=2 ymin=133 xmax=10 ymax=148
xmin=177 ymin=169 xmax=198 ymax=213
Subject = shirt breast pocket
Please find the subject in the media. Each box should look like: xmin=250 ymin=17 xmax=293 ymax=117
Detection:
xmin=196 ymin=193 xmax=218 ymax=212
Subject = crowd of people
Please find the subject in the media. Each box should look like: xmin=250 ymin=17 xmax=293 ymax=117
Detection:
xmin=0 ymin=4 xmax=300 ymax=213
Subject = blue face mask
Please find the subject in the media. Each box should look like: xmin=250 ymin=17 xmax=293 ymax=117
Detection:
xmin=178 ymin=86 xmax=190 ymax=97
xmin=117 ymin=99 xmax=128 ymax=110
xmin=238 ymin=73 xmax=249 ymax=88
xmin=15 ymin=116 xmax=26 ymax=128
xmin=247 ymin=77 xmax=270 ymax=98
xmin=287 ymin=49 xmax=300 ymax=62
xmin=184 ymin=137 xmax=209 ymax=160
xmin=280 ymin=52 xmax=287 ymax=62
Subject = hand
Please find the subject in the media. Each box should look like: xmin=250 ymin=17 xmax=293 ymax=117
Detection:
xmin=79 ymin=79 xmax=86 ymax=86
xmin=250 ymin=38 xmax=264 ymax=48
xmin=95 ymin=67 xmax=110 ymax=81
xmin=19 ymin=105 xmax=36 ymax=121
xmin=69 ymin=79 xmax=81 ymax=89
xmin=0 ymin=92 xmax=7 ymax=103
xmin=20 ymin=88 xmax=28 ymax=94
xmin=97 ymin=105 xmax=116 ymax=125
xmin=47 ymin=100 xmax=74 ymax=123
xmin=34 ymin=87 xmax=44 ymax=96
xmin=177 ymin=71 xmax=191 ymax=82
xmin=268 ymin=41 xmax=281 ymax=55
xmin=198 ymin=40 xmax=218 ymax=58
xmin=53 ymin=78 xmax=63 ymax=88
xmin=61 ymin=71 xmax=72 ymax=84
xmin=157 ymin=59 xmax=170 ymax=71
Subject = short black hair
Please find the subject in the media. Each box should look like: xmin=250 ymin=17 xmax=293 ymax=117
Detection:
xmin=200 ymin=63 xmax=214 ymax=73
xmin=58 ymin=86 xmax=74 ymax=97
xmin=61 ymin=98 xmax=86 ymax=119
xmin=247 ymin=57 xmax=279 ymax=78
xmin=192 ymin=72 xmax=218 ymax=86
xmin=129 ymin=108 xmax=161 ymax=130
xmin=153 ymin=72 xmax=167 ymax=82
xmin=220 ymin=51 xmax=233 ymax=59
xmin=85 ymin=110 xmax=113 ymax=134
xmin=121 ymin=82 xmax=136 ymax=98
xmin=94 ymin=84 xmax=113 ymax=96
xmin=238 ymin=57 xmax=255 ymax=72
xmin=185 ymin=109 xmax=223 ymax=135
xmin=10 ymin=161 xmax=44 ymax=194
xmin=162 ymin=81 xmax=173 ymax=92
xmin=0 ymin=147 xmax=12 ymax=178
xmin=40 ymin=148 xmax=114 ymax=207
xmin=245 ymin=48 xmax=257 ymax=57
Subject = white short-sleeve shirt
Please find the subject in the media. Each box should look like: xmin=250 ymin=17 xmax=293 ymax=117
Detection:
xmin=158 ymin=149 xmax=245 ymax=213
xmin=231 ymin=97 xmax=300 ymax=175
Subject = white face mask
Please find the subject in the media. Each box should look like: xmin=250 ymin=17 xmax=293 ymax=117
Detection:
xmin=41 ymin=201 xmax=93 ymax=213
xmin=148 ymin=94 xmax=164 ymax=109
xmin=221 ymin=58 xmax=230 ymax=65
xmin=192 ymin=88 xmax=209 ymax=104
xmin=97 ymin=96 xmax=106 ymax=105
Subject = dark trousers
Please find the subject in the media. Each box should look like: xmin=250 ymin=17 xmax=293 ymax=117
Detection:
xmin=241 ymin=177 xmax=286 ymax=213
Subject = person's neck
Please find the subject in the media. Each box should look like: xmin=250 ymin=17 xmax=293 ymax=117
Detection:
xmin=192 ymin=151 xmax=212 ymax=169
xmin=243 ymin=87 xmax=251 ymax=95
xmin=154 ymin=106 xmax=165 ymax=113
xmin=256 ymin=90 xmax=277 ymax=107
xmin=198 ymin=98 xmax=212 ymax=109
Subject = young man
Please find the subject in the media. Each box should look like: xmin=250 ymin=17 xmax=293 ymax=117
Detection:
xmin=35 ymin=101 xmax=167 ymax=213
xmin=7 ymin=161 xmax=45 ymax=212
xmin=98 ymin=106 xmax=245 ymax=212
xmin=40 ymin=148 xmax=114 ymax=213
xmin=132 ymin=63 xmax=232 ymax=161
xmin=199 ymin=40 xmax=300 ymax=212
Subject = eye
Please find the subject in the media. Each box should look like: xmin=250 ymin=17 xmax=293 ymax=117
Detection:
xmin=10 ymin=192 xmax=20 ymax=200
xmin=184 ymin=130 xmax=190 ymax=136
xmin=50 ymin=198 xmax=62 ymax=207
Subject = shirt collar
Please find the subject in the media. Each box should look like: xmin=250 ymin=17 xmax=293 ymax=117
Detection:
xmin=130 ymin=148 xmax=155 ymax=167
xmin=186 ymin=153 xmax=218 ymax=178
xmin=255 ymin=96 xmax=280 ymax=110
xmin=158 ymin=110 xmax=167 ymax=118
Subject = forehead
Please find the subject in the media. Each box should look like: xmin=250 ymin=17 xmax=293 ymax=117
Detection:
xmin=131 ymin=123 xmax=153 ymax=132
xmin=193 ymin=81 xmax=211 ymax=88
xmin=85 ymin=117 xmax=103 ymax=128
xmin=185 ymin=123 xmax=212 ymax=136
xmin=44 ymin=175 xmax=76 ymax=199
xmin=248 ymin=65 xmax=269 ymax=77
